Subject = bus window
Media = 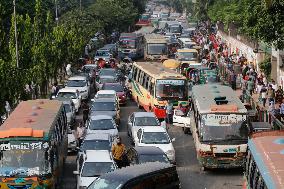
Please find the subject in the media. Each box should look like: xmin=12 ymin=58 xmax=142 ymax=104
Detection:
xmin=135 ymin=70 xmax=141 ymax=81
xmin=149 ymin=82 xmax=154 ymax=96
xmin=133 ymin=67 xmax=138 ymax=81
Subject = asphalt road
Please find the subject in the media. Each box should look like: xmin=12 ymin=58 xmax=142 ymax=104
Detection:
xmin=61 ymin=100 xmax=244 ymax=189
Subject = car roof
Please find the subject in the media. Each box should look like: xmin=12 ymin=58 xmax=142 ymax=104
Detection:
xmin=68 ymin=76 xmax=87 ymax=80
xmin=93 ymin=98 xmax=116 ymax=103
xmin=99 ymin=162 xmax=174 ymax=182
xmin=85 ymin=150 xmax=113 ymax=162
xmin=90 ymin=115 xmax=113 ymax=120
xmin=58 ymin=88 xmax=78 ymax=93
xmin=133 ymin=112 xmax=156 ymax=118
xmin=100 ymin=75 xmax=115 ymax=79
xmin=103 ymin=82 xmax=122 ymax=86
xmin=84 ymin=133 xmax=110 ymax=141
xmin=97 ymin=90 xmax=116 ymax=95
xmin=100 ymin=68 xmax=116 ymax=71
xmin=142 ymin=126 xmax=167 ymax=132
xmin=133 ymin=146 xmax=165 ymax=155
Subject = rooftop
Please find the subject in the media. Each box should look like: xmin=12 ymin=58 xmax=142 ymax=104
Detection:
xmin=134 ymin=112 xmax=156 ymax=118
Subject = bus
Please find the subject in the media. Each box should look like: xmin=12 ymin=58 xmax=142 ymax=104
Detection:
xmin=190 ymin=84 xmax=248 ymax=169
xmin=175 ymin=48 xmax=199 ymax=74
xmin=177 ymin=38 xmax=197 ymax=49
xmin=131 ymin=62 xmax=188 ymax=119
xmin=244 ymin=130 xmax=284 ymax=189
xmin=118 ymin=27 xmax=155 ymax=60
xmin=144 ymin=34 xmax=168 ymax=61
xmin=0 ymin=99 xmax=68 ymax=188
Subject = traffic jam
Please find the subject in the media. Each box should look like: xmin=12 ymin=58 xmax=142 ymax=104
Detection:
xmin=0 ymin=1 xmax=283 ymax=189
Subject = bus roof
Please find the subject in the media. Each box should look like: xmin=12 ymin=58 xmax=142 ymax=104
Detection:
xmin=249 ymin=131 xmax=284 ymax=189
xmin=133 ymin=62 xmax=186 ymax=80
xmin=144 ymin=34 xmax=167 ymax=44
xmin=0 ymin=99 xmax=63 ymax=139
xmin=120 ymin=32 xmax=142 ymax=39
xmin=135 ymin=26 xmax=155 ymax=35
xmin=191 ymin=84 xmax=247 ymax=114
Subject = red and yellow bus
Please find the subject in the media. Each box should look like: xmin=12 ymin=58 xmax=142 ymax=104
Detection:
xmin=0 ymin=99 xmax=68 ymax=188
xmin=244 ymin=130 xmax=284 ymax=189
xmin=131 ymin=62 xmax=188 ymax=119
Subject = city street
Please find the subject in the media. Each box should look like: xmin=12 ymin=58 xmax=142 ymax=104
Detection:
xmin=61 ymin=100 xmax=243 ymax=189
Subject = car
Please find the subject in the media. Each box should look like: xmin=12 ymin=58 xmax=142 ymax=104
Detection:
xmin=86 ymin=115 xmax=118 ymax=139
xmin=74 ymin=150 xmax=117 ymax=189
xmin=172 ymin=109 xmax=191 ymax=134
xmin=98 ymin=68 xmax=117 ymax=78
xmin=134 ymin=126 xmax=176 ymax=164
xmin=127 ymin=112 xmax=160 ymax=141
xmin=87 ymin=162 xmax=180 ymax=189
xmin=125 ymin=146 xmax=170 ymax=165
xmin=96 ymin=75 xmax=116 ymax=90
xmin=66 ymin=76 xmax=90 ymax=99
xmin=82 ymin=64 xmax=98 ymax=77
xmin=56 ymin=88 xmax=82 ymax=113
xmin=101 ymin=83 xmax=126 ymax=105
xmin=94 ymin=49 xmax=113 ymax=63
xmin=94 ymin=90 xmax=119 ymax=105
xmin=77 ymin=133 xmax=113 ymax=162
xmin=90 ymin=98 xmax=120 ymax=125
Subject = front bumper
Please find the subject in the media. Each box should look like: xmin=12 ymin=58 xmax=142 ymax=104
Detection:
xmin=198 ymin=156 xmax=245 ymax=169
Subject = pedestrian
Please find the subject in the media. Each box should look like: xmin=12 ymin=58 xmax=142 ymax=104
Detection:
xmin=76 ymin=122 xmax=86 ymax=147
xmin=268 ymin=101 xmax=276 ymax=116
xmin=271 ymin=80 xmax=277 ymax=91
xmin=5 ymin=101 xmax=11 ymax=118
xmin=81 ymin=100 xmax=90 ymax=125
xmin=165 ymin=100 xmax=173 ymax=124
xmin=280 ymin=99 xmax=284 ymax=119
xmin=267 ymin=85 xmax=275 ymax=104
xmin=260 ymin=85 xmax=267 ymax=107
xmin=263 ymin=75 xmax=267 ymax=86
xmin=111 ymin=137 xmax=126 ymax=168
xmin=247 ymin=78 xmax=254 ymax=96
xmin=50 ymin=82 xmax=59 ymax=99
xmin=231 ymin=71 xmax=237 ymax=90
xmin=66 ymin=64 xmax=72 ymax=77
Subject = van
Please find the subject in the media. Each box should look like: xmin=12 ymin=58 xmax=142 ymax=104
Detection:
xmin=87 ymin=162 xmax=181 ymax=189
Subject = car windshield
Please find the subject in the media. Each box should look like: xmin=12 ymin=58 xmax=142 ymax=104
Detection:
xmin=91 ymin=102 xmax=116 ymax=111
xmin=97 ymin=94 xmax=115 ymax=99
xmin=147 ymin=43 xmax=167 ymax=55
xmin=169 ymin=26 xmax=181 ymax=33
xmin=178 ymin=52 xmax=198 ymax=61
xmin=135 ymin=117 xmax=159 ymax=126
xmin=57 ymin=92 xmax=77 ymax=99
xmin=64 ymin=104 xmax=71 ymax=113
xmin=139 ymin=154 xmax=169 ymax=164
xmin=81 ymin=140 xmax=111 ymax=151
xmin=88 ymin=178 xmax=123 ymax=189
xmin=81 ymin=162 xmax=115 ymax=177
xmin=141 ymin=132 xmax=170 ymax=144
xmin=99 ymin=69 xmax=116 ymax=77
xmin=119 ymin=39 xmax=136 ymax=49
xmin=200 ymin=114 xmax=248 ymax=144
xmin=100 ymin=78 xmax=116 ymax=84
xmin=156 ymin=80 xmax=187 ymax=100
xmin=103 ymin=84 xmax=123 ymax=92
xmin=89 ymin=119 xmax=115 ymax=130
xmin=67 ymin=80 xmax=86 ymax=87
xmin=0 ymin=141 xmax=50 ymax=176
xmin=96 ymin=51 xmax=110 ymax=57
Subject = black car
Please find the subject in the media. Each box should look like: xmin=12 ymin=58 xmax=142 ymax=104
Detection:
xmin=87 ymin=162 xmax=180 ymax=189
xmin=126 ymin=146 xmax=170 ymax=165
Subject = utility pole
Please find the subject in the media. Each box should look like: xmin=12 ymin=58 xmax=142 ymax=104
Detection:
xmin=13 ymin=0 xmax=19 ymax=68
xmin=55 ymin=0 xmax=59 ymax=25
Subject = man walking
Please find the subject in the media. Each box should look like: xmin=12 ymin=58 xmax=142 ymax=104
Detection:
xmin=165 ymin=100 xmax=173 ymax=124
xmin=81 ymin=100 xmax=90 ymax=125
xmin=111 ymin=137 xmax=126 ymax=168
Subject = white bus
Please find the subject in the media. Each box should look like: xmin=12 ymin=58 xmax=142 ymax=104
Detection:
xmin=190 ymin=84 xmax=248 ymax=169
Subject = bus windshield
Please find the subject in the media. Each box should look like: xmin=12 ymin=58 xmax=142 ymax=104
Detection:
xmin=156 ymin=80 xmax=187 ymax=100
xmin=200 ymin=114 xmax=248 ymax=143
xmin=147 ymin=43 xmax=167 ymax=55
xmin=0 ymin=141 xmax=50 ymax=177
xmin=119 ymin=39 xmax=136 ymax=49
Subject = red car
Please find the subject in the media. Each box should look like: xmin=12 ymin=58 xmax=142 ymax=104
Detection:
xmin=101 ymin=83 xmax=127 ymax=105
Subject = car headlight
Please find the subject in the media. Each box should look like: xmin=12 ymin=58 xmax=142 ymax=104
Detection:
xmin=166 ymin=150 xmax=175 ymax=156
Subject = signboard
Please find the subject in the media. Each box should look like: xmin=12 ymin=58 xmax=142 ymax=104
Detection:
xmin=0 ymin=142 xmax=49 ymax=151
xmin=157 ymin=80 xmax=184 ymax=85
xmin=202 ymin=114 xmax=246 ymax=126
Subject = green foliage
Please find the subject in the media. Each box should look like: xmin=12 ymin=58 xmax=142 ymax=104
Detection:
xmin=259 ymin=56 xmax=272 ymax=77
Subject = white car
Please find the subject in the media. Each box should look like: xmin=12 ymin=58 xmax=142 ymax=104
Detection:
xmin=173 ymin=109 xmax=191 ymax=134
xmin=56 ymin=88 xmax=82 ymax=112
xmin=86 ymin=115 xmax=118 ymax=139
xmin=95 ymin=90 xmax=119 ymax=103
xmin=134 ymin=126 xmax=176 ymax=164
xmin=66 ymin=76 xmax=90 ymax=99
xmin=74 ymin=150 xmax=117 ymax=189
xmin=127 ymin=112 xmax=160 ymax=143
